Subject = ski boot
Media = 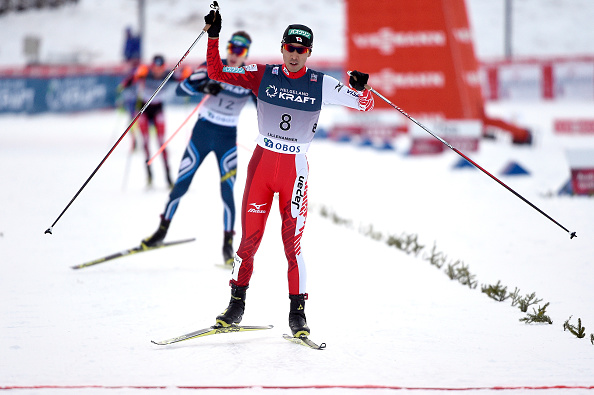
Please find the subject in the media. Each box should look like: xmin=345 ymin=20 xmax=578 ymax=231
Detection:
xmin=216 ymin=284 xmax=248 ymax=327
xmin=146 ymin=164 xmax=153 ymax=187
xmin=289 ymin=293 xmax=310 ymax=338
xmin=165 ymin=165 xmax=174 ymax=189
xmin=222 ymin=231 xmax=234 ymax=266
xmin=141 ymin=214 xmax=170 ymax=248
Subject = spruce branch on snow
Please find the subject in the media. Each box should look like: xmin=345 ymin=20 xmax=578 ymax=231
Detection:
xmin=481 ymin=280 xmax=510 ymax=302
xmin=445 ymin=260 xmax=477 ymax=289
xmin=360 ymin=224 xmax=383 ymax=241
xmin=517 ymin=292 xmax=543 ymax=313
xmin=386 ymin=232 xmax=424 ymax=256
xmin=509 ymin=287 xmax=522 ymax=307
xmin=563 ymin=316 xmax=586 ymax=339
xmin=319 ymin=206 xmax=353 ymax=228
xmin=520 ymin=303 xmax=552 ymax=324
xmin=423 ymin=242 xmax=447 ymax=268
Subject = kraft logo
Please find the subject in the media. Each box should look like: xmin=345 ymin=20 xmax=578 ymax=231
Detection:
xmin=278 ymin=92 xmax=316 ymax=104
xmin=248 ymin=203 xmax=267 ymax=214
xmin=352 ymin=27 xmax=446 ymax=55
xmin=265 ymin=85 xmax=278 ymax=98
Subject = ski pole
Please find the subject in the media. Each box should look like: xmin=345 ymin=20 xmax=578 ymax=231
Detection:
xmin=44 ymin=2 xmax=220 ymax=235
xmin=350 ymin=72 xmax=577 ymax=239
xmin=147 ymin=97 xmax=205 ymax=166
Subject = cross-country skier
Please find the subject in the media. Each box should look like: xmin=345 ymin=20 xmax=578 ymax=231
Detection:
xmin=141 ymin=31 xmax=256 ymax=266
xmin=203 ymin=9 xmax=374 ymax=339
xmin=120 ymin=54 xmax=174 ymax=187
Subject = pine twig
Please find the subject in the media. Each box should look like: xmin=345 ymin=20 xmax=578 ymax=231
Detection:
xmin=481 ymin=280 xmax=509 ymax=302
xmin=423 ymin=242 xmax=446 ymax=268
xmin=518 ymin=292 xmax=542 ymax=313
xmin=509 ymin=287 xmax=522 ymax=307
xmin=445 ymin=260 xmax=477 ymax=289
xmin=563 ymin=316 xmax=586 ymax=339
xmin=520 ymin=303 xmax=552 ymax=324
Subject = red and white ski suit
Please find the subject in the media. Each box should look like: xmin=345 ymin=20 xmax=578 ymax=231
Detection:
xmin=207 ymin=38 xmax=373 ymax=295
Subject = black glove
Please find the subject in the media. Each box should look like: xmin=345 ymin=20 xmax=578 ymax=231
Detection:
xmin=202 ymin=80 xmax=223 ymax=96
xmin=349 ymin=70 xmax=369 ymax=91
xmin=204 ymin=10 xmax=221 ymax=38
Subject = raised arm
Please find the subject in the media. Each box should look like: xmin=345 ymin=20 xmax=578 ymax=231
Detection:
xmin=204 ymin=9 xmax=264 ymax=94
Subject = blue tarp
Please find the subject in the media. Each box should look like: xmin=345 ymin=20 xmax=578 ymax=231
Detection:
xmin=0 ymin=74 xmax=198 ymax=114
xmin=0 ymin=75 xmax=124 ymax=114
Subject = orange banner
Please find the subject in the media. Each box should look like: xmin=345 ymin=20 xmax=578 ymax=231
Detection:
xmin=346 ymin=0 xmax=483 ymax=120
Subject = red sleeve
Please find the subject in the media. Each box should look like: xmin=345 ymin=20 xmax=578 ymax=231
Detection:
xmin=358 ymin=88 xmax=374 ymax=111
xmin=206 ymin=38 xmax=264 ymax=96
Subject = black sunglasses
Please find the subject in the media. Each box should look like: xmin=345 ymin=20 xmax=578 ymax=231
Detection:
xmin=282 ymin=43 xmax=311 ymax=54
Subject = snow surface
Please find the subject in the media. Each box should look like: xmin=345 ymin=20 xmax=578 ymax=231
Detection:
xmin=2 ymin=1 xmax=594 ymax=394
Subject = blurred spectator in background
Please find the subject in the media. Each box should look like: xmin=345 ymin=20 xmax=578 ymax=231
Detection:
xmin=123 ymin=26 xmax=141 ymax=63
xmin=119 ymin=54 xmax=174 ymax=188
xmin=116 ymin=58 xmax=141 ymax=151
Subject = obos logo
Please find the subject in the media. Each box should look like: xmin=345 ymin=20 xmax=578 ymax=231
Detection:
xmin=263 ymin=138 xmax=301 ymax=153
xmin=265 ymin=85 xmax=278 ymax=98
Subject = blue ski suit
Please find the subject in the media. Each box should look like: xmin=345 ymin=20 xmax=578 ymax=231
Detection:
xmin=162 ymin=60 xmax=255 ymax=232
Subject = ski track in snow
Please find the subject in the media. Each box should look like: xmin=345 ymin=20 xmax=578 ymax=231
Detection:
xmin=1 ymin=104 xmax=593 ymax=394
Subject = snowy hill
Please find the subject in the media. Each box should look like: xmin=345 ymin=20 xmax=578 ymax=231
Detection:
xmin=1 ymin=0 xmax=594 ymax=67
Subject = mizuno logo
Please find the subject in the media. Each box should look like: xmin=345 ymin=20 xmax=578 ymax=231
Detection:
xmin=248 ymin=203 xmax=267 ymax=214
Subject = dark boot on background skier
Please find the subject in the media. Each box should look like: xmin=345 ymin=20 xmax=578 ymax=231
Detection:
xmin=141 ymin=214 xmax=170 ymax=248
xmin=222 ymin=231 xmax=234 ymax=266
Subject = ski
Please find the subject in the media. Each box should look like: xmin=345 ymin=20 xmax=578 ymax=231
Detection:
xmin=151 ymin=324 xmax=274 ymax=345
xmin=71 ymin=238 xmax=196 ymax=270
xmin=283 ymin=334 xmax=326 ymax=350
